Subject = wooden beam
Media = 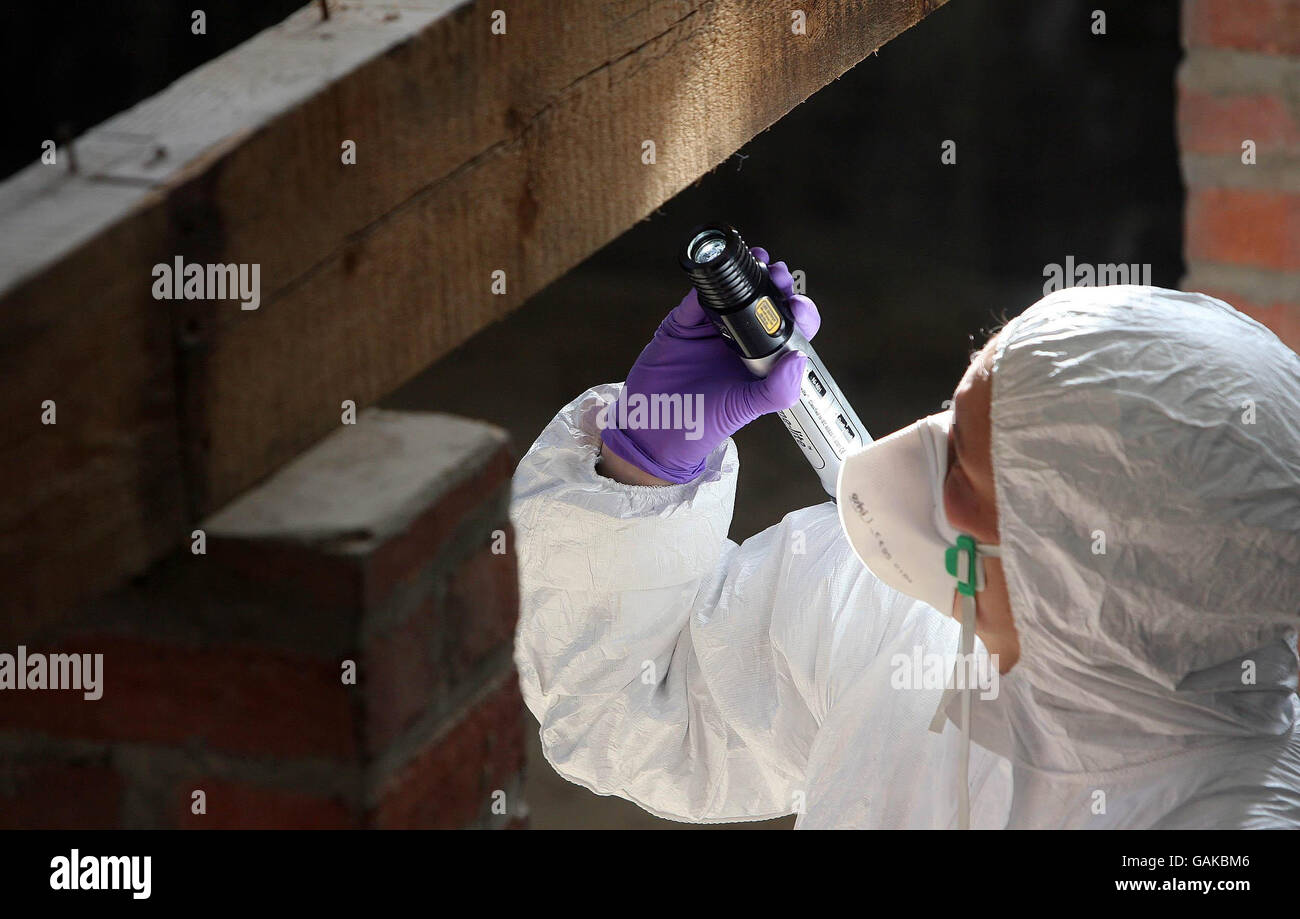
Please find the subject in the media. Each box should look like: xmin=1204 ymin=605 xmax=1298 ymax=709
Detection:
xmin=0 ymin=0 xmax=948 ymax=633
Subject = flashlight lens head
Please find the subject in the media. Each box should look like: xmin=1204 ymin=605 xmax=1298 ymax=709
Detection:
xmin=692 ymin=235 xmax=727 ymax=264
xmin=679 ymin=221 xmax=792 ymax=358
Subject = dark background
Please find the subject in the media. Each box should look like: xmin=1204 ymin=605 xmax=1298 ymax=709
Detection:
xmin=7 ymin=0 xmax=1184 ymax=826
xmin=387 ymin=0 xmax=1185 ymax=542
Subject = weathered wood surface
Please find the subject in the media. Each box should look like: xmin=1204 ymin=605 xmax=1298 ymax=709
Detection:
xmin=0 ymin=0 xmax=948 ymax=633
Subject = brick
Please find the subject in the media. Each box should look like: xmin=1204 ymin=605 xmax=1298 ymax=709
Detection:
xmin=0 ymin=635 xmax=357 ymax=759
xmin=204 ymin=410 xmax=513 ymax=615
xmin=1199 ymin=287 xmax=1300 ymax=352
xmin=363 ymin=594 xmax=439 ymax=753
xmin=1178 ymin=89 xmax=1300 ymax=156
xmin=0 ymin=758 xmax=121 ymax=829
xmin=177 ymin=777 xmax=358 ymax=829
xmin=207 ymin=537 xmax=365 ymax=616
xmin=370 ymin=672 xmax=526 ymax=829
xmin=1186 ymin=187 xmax=1300 ymax=271
xmin=443 ymin=541 xmax=520 ymax=679
xmin=362 ymin=535 xmax=519 ymax=754
xmin=363 ymin=446 xmax=513 ymax=610
xmin=1184 ymin=0 xmax=1300 ymax=55
xmin=0 ymin=409 xmax=520 ymax=829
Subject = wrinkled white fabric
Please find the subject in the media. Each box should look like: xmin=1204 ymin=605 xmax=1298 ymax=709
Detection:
xmin=512 ymin=285 xmax=1300 ymax=828
xmin=978 ymin=285 xmax=1300 ymax=828
xmin=511 ymin=385 xmax=1011 ymax=827
xmin=837 ymin=409 xmax=1003 ymax=828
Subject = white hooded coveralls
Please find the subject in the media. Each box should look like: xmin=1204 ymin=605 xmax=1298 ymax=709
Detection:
xmin=511 ymin=286 xmax=1300 ymax=828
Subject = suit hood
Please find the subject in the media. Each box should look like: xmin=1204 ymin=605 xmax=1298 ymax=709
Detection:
xmin=982 ymin=285 xmax=1300 ymax=774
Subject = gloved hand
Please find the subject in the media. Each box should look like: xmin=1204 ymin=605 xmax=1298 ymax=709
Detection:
xmin=599 ymin=247 xmax=821 ymax=483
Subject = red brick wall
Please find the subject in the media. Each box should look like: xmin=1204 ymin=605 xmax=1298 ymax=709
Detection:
xmin=1179 ymin=0 xmax=1300 ymax=351
xmin=0 ymin=410 xmax=526 ymax=829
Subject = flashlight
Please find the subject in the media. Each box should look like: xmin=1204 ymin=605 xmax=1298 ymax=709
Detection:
xmin=679 ymin=222 xmax=870 ymax=498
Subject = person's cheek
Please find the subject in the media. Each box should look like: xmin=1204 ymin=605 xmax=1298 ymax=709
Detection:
xmin=944 ymin=467 xmax=973 ymax=534
xmin=946 ymin=462 xmax=982 ymax=535
xmin=947 ymin=466 xmax=1000 ymax=544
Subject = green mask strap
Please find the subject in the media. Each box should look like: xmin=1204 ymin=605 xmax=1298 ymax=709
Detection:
xmin=946 ymin=534 xmax=979 ymax=597
xmin=945 ymin=533 xmax=1001 ymax=596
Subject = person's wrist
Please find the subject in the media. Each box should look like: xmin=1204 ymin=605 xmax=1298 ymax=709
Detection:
xmin=597 ymin=438 xmax=676 ymax=486
xmin=599 ymin=422 xmax=708 ymax=485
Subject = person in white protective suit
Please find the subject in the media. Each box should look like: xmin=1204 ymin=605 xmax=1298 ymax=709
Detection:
xmin=510 ymin=267 xmax=1300 ymax=828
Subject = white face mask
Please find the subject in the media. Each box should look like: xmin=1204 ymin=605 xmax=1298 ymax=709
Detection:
xmin=836 ymin=410 xmax=1001 ymax=830
xmin=836 ymin=411 xmax=999 ymax=619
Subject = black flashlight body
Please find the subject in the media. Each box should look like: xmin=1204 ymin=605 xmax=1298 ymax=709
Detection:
xmin=679 ymin=223 xmax=871 ymax=498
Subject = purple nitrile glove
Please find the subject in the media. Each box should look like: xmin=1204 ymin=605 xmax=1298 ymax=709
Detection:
xmin=599 ymin=247 xmax=822 ymax=483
